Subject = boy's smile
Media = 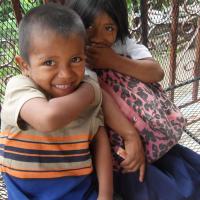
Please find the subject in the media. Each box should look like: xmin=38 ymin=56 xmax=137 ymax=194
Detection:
xmin=17 ymin=29 xmax=86 ymax=98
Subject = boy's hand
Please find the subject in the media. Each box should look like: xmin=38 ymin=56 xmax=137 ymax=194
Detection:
xmin=97 ymin=193 xmax=113 ymax=200
xmin=101 ymin=89 xmax=146 ymax=182
xmin=86 ymin=45 xmax=117 ymax=69
xmin=119 ymin=133 xmax=146 ymax=182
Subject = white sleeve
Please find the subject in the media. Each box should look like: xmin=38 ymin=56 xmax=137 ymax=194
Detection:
xmin=125 ymin=37 xmax=152 ymax=59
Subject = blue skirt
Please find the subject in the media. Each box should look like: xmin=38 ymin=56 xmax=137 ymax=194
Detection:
xmin=114 ymin=144 xmax=200 ymax=200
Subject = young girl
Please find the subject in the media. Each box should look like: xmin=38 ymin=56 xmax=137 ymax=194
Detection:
xmin=67 ymin=0 xmax=200 ymax=199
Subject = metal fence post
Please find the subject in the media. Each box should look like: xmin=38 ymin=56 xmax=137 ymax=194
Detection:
xmin=169 ymin=0 xmax=179 ymax=101
xmin=11 ymin=0 xmax=22 ymax=24
xmin=140 ymin=0 xmax=148 ymax=47
xmin=192 ymin=18 xmax=200 ymax=100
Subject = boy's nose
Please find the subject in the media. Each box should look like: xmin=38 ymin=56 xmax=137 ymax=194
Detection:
xmin=58 ymin=67 xmax=74 ymax=79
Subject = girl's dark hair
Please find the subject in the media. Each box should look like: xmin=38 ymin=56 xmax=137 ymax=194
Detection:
xmin=18 ymin=3 xmax=86 ymax=62
xmin=66 ymin=0 xmax=130 ymax=43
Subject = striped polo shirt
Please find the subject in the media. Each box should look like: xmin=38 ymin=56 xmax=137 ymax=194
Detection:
xmin=0 ymin=74 xmax=103 ymax=179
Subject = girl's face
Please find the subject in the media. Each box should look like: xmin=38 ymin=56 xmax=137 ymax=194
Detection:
xmin=87 ymin=11 xmax=118 ymax=47
xmin=16 ymin=29 xmax=85 ymax=98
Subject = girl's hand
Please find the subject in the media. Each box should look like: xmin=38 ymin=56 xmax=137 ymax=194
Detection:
xmin=86 ymin=45 xmax=117 ymax=69
xmin=120 ymin=133 xmax=146 ymax=182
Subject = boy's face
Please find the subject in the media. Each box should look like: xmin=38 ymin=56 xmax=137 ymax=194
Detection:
xmin=86 ymin=11 xmax=118 ymax=47
xmin=16 ymin=30 xmax=85 ymax=98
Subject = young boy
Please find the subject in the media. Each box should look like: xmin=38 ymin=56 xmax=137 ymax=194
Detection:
xmin=0 ymin=4 xmax=113 ymax=200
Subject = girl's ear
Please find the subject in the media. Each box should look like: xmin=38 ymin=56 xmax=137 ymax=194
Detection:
xmin=15 ymin=55 xmax=30 ymax=76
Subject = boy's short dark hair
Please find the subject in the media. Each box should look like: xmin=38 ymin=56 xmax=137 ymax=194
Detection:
xmin=65 ymin=0 xmax=130 ymax=43
xmin=19 ymin=3 xmax=86 ymax=62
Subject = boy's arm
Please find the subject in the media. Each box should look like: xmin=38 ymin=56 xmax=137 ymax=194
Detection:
xmin=92 ymin=126 xmax=113 ymax=200
xmin=20 ymin=82 xmax=94 ymax=132
xmin=102 ymin=90 xmax=145 ymax=182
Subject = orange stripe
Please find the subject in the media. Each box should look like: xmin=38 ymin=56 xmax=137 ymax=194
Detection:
xmin=0 ymin=138 xmax=89 ymax=151
xmin=1 ymin=165 xmax=93 ymax=179
xmin=0 ymin=138 xmax=7 ymax=145
xmin=1 ymin=131 xmax=92 ymax=142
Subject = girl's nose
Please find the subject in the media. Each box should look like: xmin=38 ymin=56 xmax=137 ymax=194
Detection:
xmin=89 ymin=29 xmax=104 ymax=44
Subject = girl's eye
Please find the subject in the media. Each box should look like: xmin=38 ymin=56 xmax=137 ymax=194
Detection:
xmin=105 ymin=26 xmax=114 ymax=32
xmin=71 ymin=57 xmax=81 ymax=63
xmin=87 ymin=25 xmax=94 ymax=31
xmin=87 ymin=25 xmax=95 ymax=34
xmin=43 ymin=60 xmax=55 ymax=66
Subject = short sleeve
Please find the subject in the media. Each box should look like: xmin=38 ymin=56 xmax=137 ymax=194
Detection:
xmin=83 ymin=73 xmax=102 ymax=108
xmin=112 ymin=37 xmax=152 ymax=60
xmin=125 ymin=37 xmax=152 ymax=59
xmin=1 ymin=75 xmax=46 ymax=130
xmin=82 ymin=75 xmax=104 ymax=135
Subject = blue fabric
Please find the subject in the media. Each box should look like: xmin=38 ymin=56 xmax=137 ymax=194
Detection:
xmin=2 ymin=173 xmax=97 ymax=200
xmin=114 ymin=144 xmax=200 ymax=200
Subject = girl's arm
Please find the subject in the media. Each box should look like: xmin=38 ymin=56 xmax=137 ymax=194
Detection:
xmin=86 ymin=46 xmax=164 ymax=83
xmin=109 ymin=54 xmax=164 ymax=83
xmin=93 ymin=126 xmax=113 ymax=200
xmin=20 ymin=82 xmax=94 ymax=133
xmin=102 ymin=90 xmax=145 ymax=182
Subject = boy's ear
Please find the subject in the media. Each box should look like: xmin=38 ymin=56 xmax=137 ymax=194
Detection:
xmin=15 ymin=55 xmax=30 ymax=76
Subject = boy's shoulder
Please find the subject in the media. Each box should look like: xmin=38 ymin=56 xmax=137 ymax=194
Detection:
xmin=4 ymin=74 xmax=45 ymax=105
xmin=84 ymin=68 xmax=100 ymax=89
xmin=6 ymin=74 xmax=37 ymax=90
xmin=84 ymin=68 xmax=102 ymax=106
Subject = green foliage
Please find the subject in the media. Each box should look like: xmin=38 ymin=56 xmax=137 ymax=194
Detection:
xmin=127 ymin=0 xmax=132 ymax=7
xmin=20 ymin=0 xmax=43 ymax=13
xmin=0 ymin=1 xmax=14 ymax=22
xmin=0 ymin=19 xmax=17 ymax=36
xmin=127 ymin=0 xmax=140 ymax=13
xmin=0 ymin=0 xmax=42 ymax=82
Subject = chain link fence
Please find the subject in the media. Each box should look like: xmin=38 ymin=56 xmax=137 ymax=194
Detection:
xmin=128 ymin=0 xmax=200 ymax=152
xmin=0 ymin=0 xmax=42 ymax=105
xmin=0 ymin=1 xmax=42 ymax=199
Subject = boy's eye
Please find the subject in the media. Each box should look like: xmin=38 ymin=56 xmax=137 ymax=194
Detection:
xmin=43 ymin=60 xmax=55 ymax=66
xmin=71 ymin=57 xmax=81 ymax=63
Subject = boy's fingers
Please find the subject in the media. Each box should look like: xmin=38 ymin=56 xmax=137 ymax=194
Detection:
xmin=122 ymin=161 xmax=145 ymax=182
xmin=121 ymin=155 xmax=142 ymax=167
xmin=120 ymin=156 xmax=132 ymax=166
xmin=121 ymin=157 xmax=142 ymax=171
xmin=122 ymin=162 xmax=139 ymax=173
xmin=138 ymin=163 xmax=145 ymax=182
